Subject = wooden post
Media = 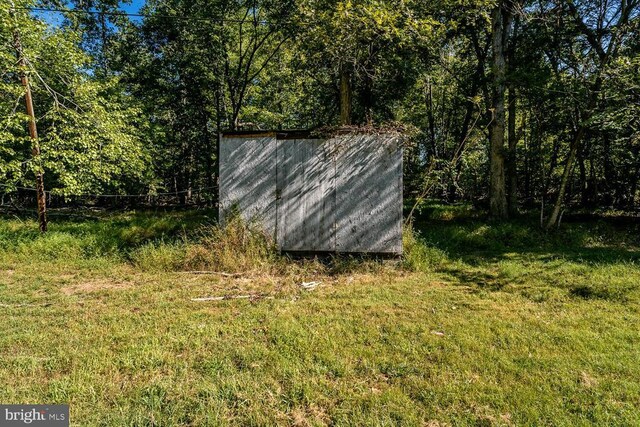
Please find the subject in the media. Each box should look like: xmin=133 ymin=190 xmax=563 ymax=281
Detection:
xmin=11 ymin=4 xmax=47 ymax=232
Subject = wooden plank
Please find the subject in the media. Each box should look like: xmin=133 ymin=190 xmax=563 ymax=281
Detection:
xmin=276 ymin=139 xmax=335 ymax=251
xmin=334 ymin=134 xmax=403 ymax=254
xmin=219 ymin=136 xmax=277 ymax=238
xmin=220 ymin=133 xmax=403 ymax=254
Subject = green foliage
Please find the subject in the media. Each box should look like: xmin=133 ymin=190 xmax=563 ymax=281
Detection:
xmin=131 ymin=240 xmax=187 ymax=271
xmin=294 ymin=0 xmax=433 ymax=124
xmin=0 ymin=0 xmax=152 ymax=195
xmin=402 ymin=225 xmax=448 ymax=272
xmin=131 ymin=213 xmax=281 ymax=273
xmin=4 ymin=0 xmax=639 ymax=213
xmin=0 ymin=209 xmax=213 ymax=264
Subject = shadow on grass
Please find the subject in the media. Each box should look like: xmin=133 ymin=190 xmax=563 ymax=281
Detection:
xmin=413 ymin=216 xmax=640 ymax=265
xmin=410 ymin=205 xmax=640 ymax=302
xmin=0 ymin=208 xmax=218 ymax=260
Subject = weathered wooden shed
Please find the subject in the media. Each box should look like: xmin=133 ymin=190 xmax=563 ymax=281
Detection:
xmin=219 ymin=130 xmax=403 ymax=254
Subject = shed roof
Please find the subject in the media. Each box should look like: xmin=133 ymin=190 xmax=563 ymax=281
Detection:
xmin=221 ymin=130 xmax=312 ymax=140
xmin=221 ymin=125 xmax=408 ymax=140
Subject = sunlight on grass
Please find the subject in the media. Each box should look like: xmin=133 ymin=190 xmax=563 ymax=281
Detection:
xmin=1 ymin=207 xmax=639 ymax=425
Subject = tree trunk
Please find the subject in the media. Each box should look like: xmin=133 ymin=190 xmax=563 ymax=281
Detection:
xmin=545 ymin=0 xmax=633 ymax=227
xmin=545 ymin=126 xmax=585 ymax=229
xmin=215 ymin=80 xmax=223 ymax=220
xmin=630 ymin=156 xmax=640 ymax=210
xmin=578 ymin=145 xmax=588 ymax=207
xmin=545 ymin=74 xmax=603 ymax=229
xmin=602 ymin=134 xmax=614 ymax=206
xmin=11 ymin=8 xmax=47 ymax=232
xmin=507 ymin=85 xmax=518 ymax=214
xmin=426 ymin=76 xmax=437 ymax=158
xmin=488 ymin=3 xmax=510 ymax=219
xmin=339 ymin=64 xmax=352 ymax=126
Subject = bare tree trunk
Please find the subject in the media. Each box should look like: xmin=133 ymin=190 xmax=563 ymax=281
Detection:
xmin=339 ymin=64 xmax=352 ymax=126
xmin=630 ymin=157 xmax=640 ymax=210
xmin=602 ymin=134 xmax=614 ymax=206
xmin=545 ymin=128 xmax=583 ymax=228
xmin=507 ymin=85 xmax=518 ymax=214
xmin=524 ymin=118 xmax=532 ymax=203
xmin=545 ymin=73 xmax=603 ymax=229
xmin=489 ymin=3 xmax=510 ymax=219
xmin=578 ymin=145 xmax=588 ymax=206
xmin=426 ymin=76 xmax=437 ymax=158
xmin=546 ymin=0 xmax=636 ymax=227
xmin=11 ymin=6 xmax=47 ymax=232
xmin=215 ymin=80 xmax=223 ymax=220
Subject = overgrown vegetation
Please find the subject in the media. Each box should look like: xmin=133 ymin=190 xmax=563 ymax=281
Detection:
xmin=2 ymin=0 xmax=639 ymax=222
xmin=1 ymin=206 xmax=639 ymax=425
xmin=2 ymin=0 xmax=639 ymax=423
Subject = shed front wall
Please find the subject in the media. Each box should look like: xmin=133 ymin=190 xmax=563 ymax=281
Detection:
xmin=334 ymin=134 xmax=403 ymax=254
xmin=219 ymin=136 xmax=277 ymax=239
xmin=219 ymin=133 xmax=402 ymax=254
xmin=276 ymin=139 xmax=336 ymax=251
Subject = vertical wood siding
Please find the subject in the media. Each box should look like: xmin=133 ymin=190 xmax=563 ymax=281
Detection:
xmin=220 ymin=133 xmax=402 ymax=254
xmin=335 ymin=134 xmax=403 ymax=253
xmin=276 ymin=139 xmax=336 ymax=251
xmin=219 ymin=136 xmax=277 ymax=240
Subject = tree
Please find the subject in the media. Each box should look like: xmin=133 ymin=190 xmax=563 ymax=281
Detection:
xmin=488 ymin=0 xmax=514 ymax=219
xmin=544 ymin=0 xmax=639 ymax=228
xmin=296 ymin=0 xmax=423 ymax=126
xmin=1 ymin=0 xmax=151 ymax=200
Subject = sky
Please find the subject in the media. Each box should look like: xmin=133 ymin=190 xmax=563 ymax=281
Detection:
xmin=34 ymin=1 xmax=147 ymax=27
xmin=120 ymin=0 xmax=145 ymax=15
xmin=119 ymin=0 xmax=146 ymax=23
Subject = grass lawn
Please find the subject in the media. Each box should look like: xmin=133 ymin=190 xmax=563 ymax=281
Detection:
xmin=1 ymin=207 xmax=639 ymax=425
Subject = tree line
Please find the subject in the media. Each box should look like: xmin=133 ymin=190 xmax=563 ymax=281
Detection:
xmin=1 ymin=0 xmax=639 ymax=229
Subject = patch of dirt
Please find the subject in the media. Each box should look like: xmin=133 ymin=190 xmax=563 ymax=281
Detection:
xmin=60 ymin=279 xmax=133 ymax=295
xmin=580 ymin=371 xmax=598 ymax=388
xmin=290 ymin=409 xmax=309 ymax=427
xmin=289 ymin=405 xmax=329 ymax=427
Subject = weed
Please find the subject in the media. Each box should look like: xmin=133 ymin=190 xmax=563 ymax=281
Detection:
xmin=131 ymin=240 xmax=187 ymax=272
xmin=183 ymin=214 xmax=279 ymax=273
xmin=402 ymin=225 xmax=448 ymax=272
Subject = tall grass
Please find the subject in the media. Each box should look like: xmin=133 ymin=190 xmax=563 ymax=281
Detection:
xmin=188 ymin=214 xmax=278 ymax=272
xmin=140 ymin=214 xmax=280 ymax=273
xmin=401 ymin=225 xmax=448 ymax=272
xmin=132 ymin=214 xmax=411 ymax=275
xmin=2 ymin=206 xmax=639 ymax=304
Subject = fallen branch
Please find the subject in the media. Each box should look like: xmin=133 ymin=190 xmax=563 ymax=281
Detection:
xmin=179 ymin=271 xmax=243 ymax=277
xmin=191 ymin=294 xmax=274 ymax=302
xmin=300 ymin=281 xmax=321 ymax=290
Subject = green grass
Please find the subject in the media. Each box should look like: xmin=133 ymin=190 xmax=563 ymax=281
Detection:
xmin=1 ymin=207 xmax=639 ymax=425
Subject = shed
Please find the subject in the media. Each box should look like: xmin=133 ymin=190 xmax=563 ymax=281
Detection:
xmin=219 ymin=130 xmax=403 ymax=255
